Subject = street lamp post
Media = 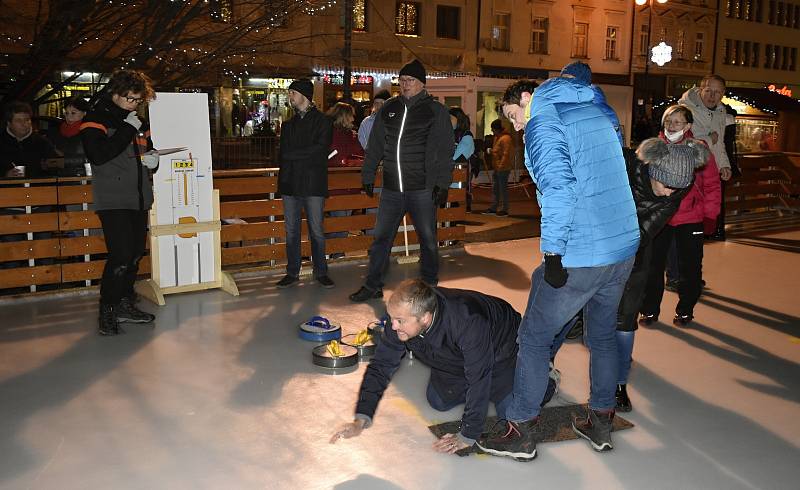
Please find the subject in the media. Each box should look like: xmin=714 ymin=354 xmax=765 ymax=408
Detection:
xmin=636 ymin=0 xmax=668 ymax=105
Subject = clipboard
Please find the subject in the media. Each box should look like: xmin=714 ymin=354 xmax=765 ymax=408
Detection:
xmin=144 ymin=147 xmax=189 ymax=157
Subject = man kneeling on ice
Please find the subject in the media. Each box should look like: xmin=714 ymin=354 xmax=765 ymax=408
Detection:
xmin=330 ymin=279 xmax=558 ymax=454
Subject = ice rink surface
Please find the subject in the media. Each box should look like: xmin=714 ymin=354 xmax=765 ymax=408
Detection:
xmin=1 ymin=233 xmax=798 ymax=489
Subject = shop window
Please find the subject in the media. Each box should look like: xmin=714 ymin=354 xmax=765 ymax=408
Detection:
xmin=210 ymin=0 xmax=233 ymax=23
xmin=436 ymin=5 xmax=460 ymax=39
xmin=396 ymin=2 xmax=421 ymax=36
xmin=353 ymin=0 xmax=368 ymax=32
xmin=573 ymin=22 xmax=589 ymax=58
xmin=676 ymin=29 xmax=685 ymax=59
xmin=752 ymin=42 xmax=760 ymax=67
xmin=491 ymin=13 xmax=511 ymax=51
xmin=694 ymin=32 xmax=704 ymax=60
xmin=605 ymin=26 xmax=619 ymax=60
xmin=639 ymin=23 xmax=650 ymax=56
xmin=530 ymin=17 xmax=549 ymax=54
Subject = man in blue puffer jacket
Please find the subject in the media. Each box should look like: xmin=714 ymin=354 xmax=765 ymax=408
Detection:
xmin=478 ymin=75 xmax=639 ymax=461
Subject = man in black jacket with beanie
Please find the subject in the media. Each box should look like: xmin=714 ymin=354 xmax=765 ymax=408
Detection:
xmin=349 ymin=60 xmax=455 ymax=302
xmin=275 ymin=79 xmax=335 ymax=289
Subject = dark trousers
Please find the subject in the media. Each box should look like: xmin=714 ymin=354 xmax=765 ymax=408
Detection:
xmin=641 ymin=222 xmax=705 ymax=318
xmin=282 ymin=195 xmax=327 ymax=278
xmin=98 ymin=209 xmax=148 ymax=306
xmin=365 ymin=188 xmax=438 ymax=290
xmin=490 ymin=170 xmax=510 ymax=213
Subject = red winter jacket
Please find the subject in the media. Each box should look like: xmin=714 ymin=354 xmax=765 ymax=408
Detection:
xmin=660 ymin=130 xmax=722 ymax=226
xmin=329 ymin=128 xmax=364 ymax=167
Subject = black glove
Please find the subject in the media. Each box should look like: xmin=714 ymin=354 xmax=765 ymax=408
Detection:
xmin=362 ymin=183 xmax=374 ymax=198
xmin=432 ymin=186 xmax=449 ymax=206
xmin=543 ymin=254 xmax=568 ymax=288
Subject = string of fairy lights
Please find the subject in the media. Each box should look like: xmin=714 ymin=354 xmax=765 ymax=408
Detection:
xmin=0 ymin=0 xmax=342 ymax=82
xmin=653 ymin=93 xmax=778 ymax=115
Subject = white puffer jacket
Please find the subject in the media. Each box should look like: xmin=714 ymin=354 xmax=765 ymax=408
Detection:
xmin=678 ymin=87 xmax=731 ymax=171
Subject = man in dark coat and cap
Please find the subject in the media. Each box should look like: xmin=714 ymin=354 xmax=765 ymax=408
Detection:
xmin=275 ymin=78 xmax=335 ymax=289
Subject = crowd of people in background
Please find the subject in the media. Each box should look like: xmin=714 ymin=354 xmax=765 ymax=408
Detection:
xmin=2 ymin=59 xmax=740 ymax=461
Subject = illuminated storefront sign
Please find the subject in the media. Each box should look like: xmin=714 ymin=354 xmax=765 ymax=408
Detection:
xmin=767 ymin=84 xmax=792 ymax=97
xmin=321 ymin=73 xmax=374 ymax=85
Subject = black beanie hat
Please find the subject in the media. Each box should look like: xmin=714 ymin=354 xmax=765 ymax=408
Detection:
xmin=288 ymin=79 xmax=314 ymax=103
xmin=399 ymin=59 xmax=426 ymax=84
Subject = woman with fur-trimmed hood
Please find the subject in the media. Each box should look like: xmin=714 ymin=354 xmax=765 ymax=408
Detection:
xmin=613 ymin=134 xmax=709 ymax=411
xmin=637 ymin=105 xmax=721 ymax=331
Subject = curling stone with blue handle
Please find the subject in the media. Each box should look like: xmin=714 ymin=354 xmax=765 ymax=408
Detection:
xmin=299 ymin=316 xmax=341 ymax=342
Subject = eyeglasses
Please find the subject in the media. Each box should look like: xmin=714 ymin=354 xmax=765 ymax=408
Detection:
xmin=124 ymin=96 xmax=145 ymax=104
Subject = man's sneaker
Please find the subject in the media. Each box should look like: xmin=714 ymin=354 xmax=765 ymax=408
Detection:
xmin=638 ymin=313 xmax=657 ymax=326
xmin=615 ymin=384 xmax=632 ymax=412
xmin=349 ymin=286 xmax=383 ymax=302
xmin=316 ymin=275 xmax=335 ymax=289
xmin=98 ymin=304 xmax=124 ymax=336
xmin=572 ymin=408 xmax=614 ymax=452
xmin=673 ymin=313 xmax=693 ymax=327
xmin=476 ymin=418 xmax=539 ymax=462
xmin=117 ymin=296 xmax=155 ymax=324
xmin=481 ymin=209 xmax=496 ymax=215
xmin=496 ymin=210 xmax=508 ymax=217
xmin=276 ymin=275 xmax=299 ymax=289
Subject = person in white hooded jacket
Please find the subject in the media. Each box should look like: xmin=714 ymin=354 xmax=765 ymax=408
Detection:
xmin=678 ymin=75 xmax=733 ymax=183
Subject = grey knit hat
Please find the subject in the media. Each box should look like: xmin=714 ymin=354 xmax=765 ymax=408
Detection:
xmin=636 ymin=137 xmax=709 ymax=189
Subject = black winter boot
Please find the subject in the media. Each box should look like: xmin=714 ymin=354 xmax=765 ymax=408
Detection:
xmin=117 ymin=296 xmax=155 ymax=324
xmin=615 ymin=384 xmax=632 ymax=412
xmin=98 ymin=304 xmax=124 ymax=336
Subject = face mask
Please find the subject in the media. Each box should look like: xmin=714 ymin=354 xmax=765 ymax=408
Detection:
xmin=664 ymin=128 xmax=686 ymax=143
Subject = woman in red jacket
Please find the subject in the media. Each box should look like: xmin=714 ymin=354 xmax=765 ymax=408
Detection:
xmin=639 ymin=105 xmax=722 ymax=327
xmin=326 ymin=102 xmax=364 ymax=168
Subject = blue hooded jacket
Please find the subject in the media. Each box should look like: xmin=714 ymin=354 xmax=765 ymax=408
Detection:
xmin=525 ymin=77 xmax=639 ymax=267
xmin=591 ymin=85 xmax=624 ymax=146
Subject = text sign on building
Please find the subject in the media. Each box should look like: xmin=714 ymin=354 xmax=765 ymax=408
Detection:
xmin=768 ymin=84 xmax=792 ymax=97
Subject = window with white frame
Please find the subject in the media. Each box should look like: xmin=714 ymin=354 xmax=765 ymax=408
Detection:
xmin=639 ymin=23 xmax=649 ymax=56
xmin=694 ymin=32 xmax=705 ymax=60
xmin=492 ymin=12 xmax=511 ymax=51
xmin=573 ymin=22 xmax=589 ymax=58
xmin=605 ymin=26 xmax=619 ymax=59
xmin=530 ymin=17 xmax=549 ymax=54
xmin=676 ymin=29 xmax=685 ymax=58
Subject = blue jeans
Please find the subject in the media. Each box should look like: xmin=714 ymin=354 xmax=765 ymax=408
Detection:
xmin=491 ymin=170 xmax=510 ymax=213
xmin=364 ymin=188 xmax=438 ymax=290
xmin=282 ymin=195 xmax=327 ymax=278
xmin=507 ymin=256 xmax=635 ymax=421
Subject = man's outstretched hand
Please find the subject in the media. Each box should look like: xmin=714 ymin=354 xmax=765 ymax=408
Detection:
xmin=330 ymin=419 xmax=366 ymax=444
xmin=432 ymin=433 xmax=471 ymax=454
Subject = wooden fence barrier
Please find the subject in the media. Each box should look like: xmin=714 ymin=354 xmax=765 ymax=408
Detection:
xmin=0 ymin=167 xmax=466 ymax=295
xmin=728 ymin=152 xmax=800 ymax=214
